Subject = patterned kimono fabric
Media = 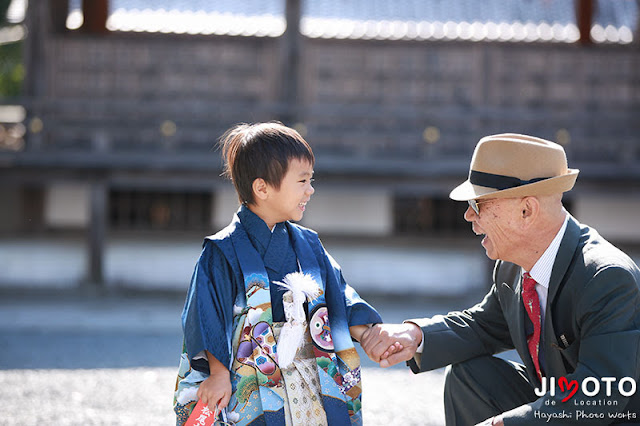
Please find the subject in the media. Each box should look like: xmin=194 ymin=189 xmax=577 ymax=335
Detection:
xmin=174 ymin=217 xmax=363 ymax=426
xmin=271 ymin=320 xmax=325 ymax=424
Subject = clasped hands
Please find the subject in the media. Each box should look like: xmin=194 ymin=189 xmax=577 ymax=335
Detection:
xmin=359 ymin=322 xmax=422 ymax=368
xmin=359 ymin=324 xmax=505 ymax=426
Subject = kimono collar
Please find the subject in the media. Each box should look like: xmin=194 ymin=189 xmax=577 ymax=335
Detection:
xmin=237 ymin=206 xmax=282 ymax=248
xmin=237 ymin=205 xmax=289 ymax=272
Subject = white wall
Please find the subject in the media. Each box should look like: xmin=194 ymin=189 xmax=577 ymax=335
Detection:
xmin=0 ymin=238 xmax=85 ymax=288
xmin=44 ymin=183 xmax=89 ymax=228
xmin=328 ymin=244 xmax=487 ymax=296
xmin=0 ymin=236 xmax=487 ymax=295
xmin=573 ymin=194 xmax=640 ymax=242
xmin=213 ymin=187 xmax=241 ymax=231
xmin=213 ymin=188 xmax=393 ymax=236
xmin=301 ymin=189 xmax=393 ymax=236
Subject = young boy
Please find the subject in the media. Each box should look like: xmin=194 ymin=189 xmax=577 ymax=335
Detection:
xmin=174 ymin=122 xmax=390 ymax=425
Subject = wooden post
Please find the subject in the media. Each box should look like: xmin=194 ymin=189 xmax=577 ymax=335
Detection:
xmin=81 ymin=0 xmax=109 ymax=34
xmin=576 ymin=0 xmax=594 ymax=45
xmin=50 ymin=0 xmax=69 ymax=33
xmin=23 ymin=1 xmax=49 ymax=151
xmin=279 ymin=0 xmax=302 ymax=124
xmin=23 ymin=2 xmax=48 ymax=99
xmin=636 ymin=1 xmax=640 ymax=47
xmin=88 ymin=180 xmax=107 ymax=286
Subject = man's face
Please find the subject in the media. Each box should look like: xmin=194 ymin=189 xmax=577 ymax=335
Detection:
xmin=464 ymin=197 xmax=523 ymax=262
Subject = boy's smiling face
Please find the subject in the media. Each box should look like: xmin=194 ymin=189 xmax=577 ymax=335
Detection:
xmin=256 ymin=158 xmax=315 ymax=229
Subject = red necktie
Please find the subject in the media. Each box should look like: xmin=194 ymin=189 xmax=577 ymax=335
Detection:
xmin=522 ymin=272 xmax=542 ymax=381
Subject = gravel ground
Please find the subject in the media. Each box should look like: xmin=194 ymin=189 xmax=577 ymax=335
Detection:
xmin=0 ymin=290 xmax=465 ymax=425
xmin=0 ymin=367 xmax=445 ymax=425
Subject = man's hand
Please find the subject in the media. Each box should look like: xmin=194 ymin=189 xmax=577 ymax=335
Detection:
xmin=197 ymin=351 xmax=232 ymax=411
xmin=476 ymin=415 xmax=504 ymax=426
xmin=360 ymin=323 xmax=422 ymax=367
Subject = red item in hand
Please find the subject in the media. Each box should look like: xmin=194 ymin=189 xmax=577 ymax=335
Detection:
xmin=185 ymin=400 xmax=216 ymax=426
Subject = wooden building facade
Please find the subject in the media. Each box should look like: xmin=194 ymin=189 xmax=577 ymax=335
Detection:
xmin=1 ymin=1 xmax=639 ymax=287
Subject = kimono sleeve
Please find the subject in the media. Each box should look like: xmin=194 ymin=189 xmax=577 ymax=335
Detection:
xmin=323 ymin=249 xmax=382 ymax=327
xmin=182 ymin=239 xmax=235 ymax=372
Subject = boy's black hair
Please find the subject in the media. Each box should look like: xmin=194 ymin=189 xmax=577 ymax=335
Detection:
xmin=220 ymin=122 xmax=315 ymax=205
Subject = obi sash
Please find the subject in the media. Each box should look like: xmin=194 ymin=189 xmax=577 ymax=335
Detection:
xmin=223 ymin=217 xmax=363 ymax=425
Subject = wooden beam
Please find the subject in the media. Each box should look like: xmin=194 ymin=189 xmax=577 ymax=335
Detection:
xmin=279 ymin=0 xmax=302 ymax=124
xmin=636 ymin=1 xmax=640 ymax=46
xmin=81 ymin=0 xmax=108 ymax=34
xmin=576 ymin=0 xmax=594 ymax=45
xmin=50 ymin=0 xmax=69 ymax=33
xmin=87 ymin=180 xmax=107 ymax=286
xmin=23 ymin=1 xmax=48 ymax=98
xmin=23 ymin=0 xmax=49 ymax=151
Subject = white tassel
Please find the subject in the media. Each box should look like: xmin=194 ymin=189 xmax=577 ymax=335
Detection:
xmin=275 ymin=272 xmax=320 ymax=369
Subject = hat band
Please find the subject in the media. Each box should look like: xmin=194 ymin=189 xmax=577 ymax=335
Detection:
xmin=469 ymin=170 xmax=551 ymax=191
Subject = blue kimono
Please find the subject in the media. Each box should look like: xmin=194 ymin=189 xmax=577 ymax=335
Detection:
xmin=174 ymin=205 xmax=381 ymax=425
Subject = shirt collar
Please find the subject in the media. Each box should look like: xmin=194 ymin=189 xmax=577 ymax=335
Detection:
xmin=525 ymin=214 xmax=569 ymax=289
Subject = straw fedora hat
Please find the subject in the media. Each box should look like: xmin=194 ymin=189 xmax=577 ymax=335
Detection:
xmin=449 ymin=133 xmax=579 ymax=201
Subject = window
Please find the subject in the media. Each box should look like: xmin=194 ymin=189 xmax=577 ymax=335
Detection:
xmin=394 ymin=195 xmax=575 ymax=237
xmin=109 ymin=190 xmax=212 ymax=231
xmin=394 ymin=196 xmax=469 ymax=236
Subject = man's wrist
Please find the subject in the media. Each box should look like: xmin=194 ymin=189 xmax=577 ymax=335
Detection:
xmin=477 ymin=415 xmax=503 ymax=426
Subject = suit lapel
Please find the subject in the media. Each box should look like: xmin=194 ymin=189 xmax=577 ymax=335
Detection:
xmin=498 ymin=263 xmax=535 ymax=378
xmin=543 ymin=215 xmax=581 ymax=376
xmin=547 ymin=216 xmax=580 ymax=303
xmin=512 ymin=271 xmax=530 ymax=360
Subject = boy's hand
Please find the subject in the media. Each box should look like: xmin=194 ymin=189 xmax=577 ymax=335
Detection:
xmin=197 ymin=351 xmax=232 ymax=411
xmin=349 ymin=324 xmax=370 ymax=342
xmin=382 ymin=342 xmax=404 ymax=359
xmin=360 ymin=323 xmax=422 ymax=367
xmin=352 ymin=325 xmax=403 ymax=363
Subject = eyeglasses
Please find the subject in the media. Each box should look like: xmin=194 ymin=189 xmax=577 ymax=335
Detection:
xmin=468 ymin=198 xmax=493 ymax=215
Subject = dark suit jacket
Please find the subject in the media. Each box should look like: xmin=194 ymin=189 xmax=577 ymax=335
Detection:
xmin=409 ymin=216 xmax=640 ymax=424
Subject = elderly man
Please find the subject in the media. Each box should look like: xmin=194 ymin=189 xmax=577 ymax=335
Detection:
xmin=361 ymin=134 xmax=640 ymax=425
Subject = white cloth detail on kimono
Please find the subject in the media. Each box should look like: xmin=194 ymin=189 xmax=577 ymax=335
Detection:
xmin=246 ymin=307 xmax=264 ymax=325
xmin=175 ymin=384 xmax=198 ymax=405
xmin=283 ymin=357 xmax=327 ymax=426
xmin=272 ymin=322 xmax=328 ymax=426
xmin=274 ymin=272 xmax=321 ymax=369
xmin=174 ymin=367 xmax=208 ymax=404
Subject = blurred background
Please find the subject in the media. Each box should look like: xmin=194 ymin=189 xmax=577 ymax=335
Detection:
xmin=0 ymin=0 xmax=639 ymax=424
xmin=1 ymin=0 xmax=639 ymax=294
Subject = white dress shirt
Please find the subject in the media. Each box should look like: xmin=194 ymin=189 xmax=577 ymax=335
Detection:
xmin=524 ymin=213 xmax=569 ymax=327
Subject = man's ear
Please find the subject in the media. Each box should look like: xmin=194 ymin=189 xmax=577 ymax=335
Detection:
xmin=521 ymin=196 xmax=539 ymax=222
xmin=252 ymin=178 xmax=269 ymax=201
